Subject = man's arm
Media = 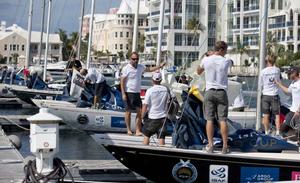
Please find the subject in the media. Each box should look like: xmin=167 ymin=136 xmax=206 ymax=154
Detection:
xmin=197 ymin=66 xmax=204 ymax=75
xmin=141 ymin=104 xmax=148 ymax=119
xmin=120 ymin=76 xmax=127 ymax=100
xmin=275 ymin=80 xmax=289 ymax=94
xmin=144 ymin=62 xmax=166 ymax=72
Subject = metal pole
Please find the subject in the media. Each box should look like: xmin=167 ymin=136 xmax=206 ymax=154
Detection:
xmin=86 ymin=0 xmax=95 ymax=69
xmin=156 ymin=0 xmax=166 ymax=66
xmin=256 ymin=0 xmax=268 ymax=131
xmin=77 ymin=0 xmax=85 ymax=60
xmin=43 ymin=0 xmax=52 ymax=81
xmin=132 ymin=0 xmax=140 ymax=52
xmin=38 ymin=0 xmax=46 ymax=65
xmin=25 ymin=0 xmax=34 ymax=69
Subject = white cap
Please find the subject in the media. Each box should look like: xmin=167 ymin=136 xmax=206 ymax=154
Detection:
xmin=152 ymin=72 xmax=162 ymax=81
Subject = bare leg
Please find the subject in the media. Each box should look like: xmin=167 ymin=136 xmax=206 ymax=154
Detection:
xmin=275 ymin=114 xmax=281 ymax=135
xmin=93 ymin=96 xmax=98 ymax=107
xmin=125 ymin=111 xmax=133 ymax=135
xmin=143 ymin=136 xmax=150 ymax=145
xmin=263 ymin=114 xmax=270 ymax=134
xmin=219 ymin=121 xmax=228 ymax=148
xmin=135 ymin=107 xmax=143 ymax=135
xmin=206 ymin=120 xmax=214 ymax=147
xmin=159 ymin=139 xmax=165 ymax=146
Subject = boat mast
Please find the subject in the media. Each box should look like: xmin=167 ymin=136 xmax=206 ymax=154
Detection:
xmin=38 ymin=0 xmax=46 ymax=65
xmin=77 ymin=0 xmax=85 ymax=60
xmin=86 ymin=0 xmax=95 ymax=69
xmin=43 ymin=0 xmax=52 ymax=81
xmin=132 ymin=0 xmax=140 ymax=52
xmin=25 ymin=0 xmax=34 ymax=69
xmin=256 ymin=0 xmax=268 ymax=130
xmin=156 ymin=0 xmax=166 ymax=66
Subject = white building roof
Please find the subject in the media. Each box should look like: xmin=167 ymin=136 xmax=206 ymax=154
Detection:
xmin=117 ymin=0 xmax=148 ymax=15
xmin=0 ymin=24 xmax=62 ymax=44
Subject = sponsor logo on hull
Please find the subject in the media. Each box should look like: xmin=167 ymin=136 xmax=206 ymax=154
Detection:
xmin=210 ymin=165 xmax=228 ymax=183
xmin=240 ymin=167 xmax=279 ymax=182
xmin=172 ymin=160 xmax=197 ymax=183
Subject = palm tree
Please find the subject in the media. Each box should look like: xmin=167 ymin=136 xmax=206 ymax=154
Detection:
xmin=56 ymin=29 xmax=69 ymax=60
xmin=186 ymin=16 xmax=205 ymax=32
xmin=232 ymin=40 xmax=250 ymax=66
xmin=266 ymin=32 xmax=286 ymax=59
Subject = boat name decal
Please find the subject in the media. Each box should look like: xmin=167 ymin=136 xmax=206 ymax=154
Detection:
xmin=240 ymin=167 xmax=279 ymax=182
xmin=209 ymin=165 xmax=228 ymax=183
xmin=172 ymin=160 xmax=197 ymax=183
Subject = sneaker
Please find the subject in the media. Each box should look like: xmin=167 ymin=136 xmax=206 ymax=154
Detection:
xmin=221 ymin=147 xmax=230 ymax=154
xmin=205 ymin=145 xmax=214 ymax=153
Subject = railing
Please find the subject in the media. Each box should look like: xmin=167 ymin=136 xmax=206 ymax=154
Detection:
xmin=232 ymin=25 xmax=240 ymax=29
xmin=148 ymin=9 xmax=171 ymax=16
xmin=277 ymin=37 xmax=285 ymax=41
xmin=244 ymin=5 xmax=259 ymax=11
xmin=287 ymin=36 xmax=294 ymax=41
xmin=243 ymin=41 xmax=258 ymax=46
xmin=243 ymin=24 xmax=259 ymax=29
xmin=232 ymin=8 xmax=240 ymax=12
xmin=146 ymin=42 xmax=167 ymax=47
xmin=268 ymin=22 xmax=285 ymax=29
xmin=229 ymin=66 xmax=258 ymax=76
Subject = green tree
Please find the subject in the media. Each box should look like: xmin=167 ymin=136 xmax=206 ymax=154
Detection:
xmin=56 ymin=29 xmax=69 ymax=60
xmin=118 ymin=51 xmax=125 ymax=61
xmin=11 ymin=53 xmax=19 ymax=64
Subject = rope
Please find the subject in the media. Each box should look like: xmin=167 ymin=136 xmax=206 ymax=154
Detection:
xmin=0 ymin=116 xmax=30 ymax=131
xmin=23 ymin=157 xmax=74 ymax=183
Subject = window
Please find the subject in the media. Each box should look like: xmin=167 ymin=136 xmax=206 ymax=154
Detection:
xmin=16 ymin=45 xmax=19 ymax=51
xmin=115 ymin=32 xmax=118 ymax=38
xmin=175 ymin=34 xmax=182 ymax=46
xmin=126 ymin=32 xmax=129 ymax=38
xmin=174 ymin=18 xmax=182 ymax=29
xmin=271 ymin=0 xmax=275 ymax=9
xmin=115 ymin=44 xmax=117 ymax=50
xmin=126 ymin=44 xmax=129 ymax=50
xmin=22 ymin=45 xmax=25 ymax=51
xmin=130 ymin=20 xmax=132 ymax=25
xmin=120 ymin=44 xmax=123 ymax=50
xmin=53 ymin=44 xmax=59 ymax=50
xmin=121 ymin=20 xmax=124 ymax=24
xmin=174 ymin=0 xmax=182 ymax=13
xmin=126 ymin=20 xmax=128 ymax=25
xmin=13 ymin=44 xmax=16 ymax=51
xmin=118 ymin=20 xmax=120 ymax=24
xmin=10 ymin=44 xmax=12 ymax=51
xmin=138 ymin=19 xmax=144 ymax=26
xmin=298 ymin=14 xmax=300 ymax=25
xmin=120 ymin=32 xmax=123 ymax=38
xmin=4 ymin=44 xmax=7 ymax=51
xmin=278 ymin=0 xmax=283 ymax=10
xmin=174 ymin=52 xmax=183 ymax=66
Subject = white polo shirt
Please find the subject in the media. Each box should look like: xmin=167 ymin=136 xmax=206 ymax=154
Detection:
xmin=143 ymin=85 xmax=169 ymax=119
xmin=260 ymin=66 xmax=281 ymax=96
xmin=288 ymin=79 xmax=300 ymax=112
xmin=200 ymin=55 xmax=232 ymax=90
xmin=122 ymin=64 xmax=146 ymax=93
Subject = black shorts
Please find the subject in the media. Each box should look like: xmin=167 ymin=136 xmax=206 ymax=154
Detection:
xmin=262 ymin=95 xmax=280 ymax=115
xmin=142 ymin=118 xmax=167 ymax=139
xmin=95 ymin=80 xmax=106 ymax=97
xmin=125 ymin=92 xmax=142 ymax=111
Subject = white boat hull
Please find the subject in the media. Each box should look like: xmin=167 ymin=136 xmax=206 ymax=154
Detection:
xmin=32 ymin=99 xmax=137 ymax=133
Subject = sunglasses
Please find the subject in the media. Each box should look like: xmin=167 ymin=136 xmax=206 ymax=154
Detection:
xmin=131 ymin=58 xmax=139 ymax=61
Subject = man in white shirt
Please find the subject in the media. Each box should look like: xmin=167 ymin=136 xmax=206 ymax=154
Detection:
xmin=121 ymin=52 xmax=165 ymax=136
xmin=275 ymin=67 xmax=300 ymax=135
xmin=259 ymin=55 xmax=281 ymax=135
xmin=85 ymin=68 xmax=106 ymax=108
xmin=197 ymin=41 xmax=232 ymax=154
xmin=142 ymin=72 xmax=169 ymax=145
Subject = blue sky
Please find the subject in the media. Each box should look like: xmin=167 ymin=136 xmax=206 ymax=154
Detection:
xmin=0 ymin=0 xmax=121 ymax=34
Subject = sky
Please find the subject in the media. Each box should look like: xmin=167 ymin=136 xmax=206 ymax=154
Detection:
xmin=0 ymin=0 xmax=121 ymax=35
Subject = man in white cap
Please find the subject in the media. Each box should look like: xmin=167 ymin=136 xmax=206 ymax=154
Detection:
xmin=142 ymin=71 xmax=169 ymax=145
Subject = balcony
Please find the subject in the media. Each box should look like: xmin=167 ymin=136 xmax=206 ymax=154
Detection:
xmin=287 ymin=36 xmax=294 ymax=41
xmin=244 ymin=5 xmax=259 ymax=11
xmin=232 ymin=25 xmax=240 ymax=29
xmin=268 ymin=22 xmax=285 ymax=29
xmin=243 ymin=41 xmax=258 ymax=46
xmin=287 ymin=21 xmax=293 ymax=27
xmin=148 ymin=9 xmax=171 ymax=16
xmin=146 ymin=42 xmax=167 ymax=47
xmin=232 ymin=8 xmax=240 ymax=12
xmin=243 ymin=24 xmax=259 ymax=29
xmin=145 ymin=26 xmax=170 ymax=32
xmin=277 ymin=37 xmax=285 ymax=42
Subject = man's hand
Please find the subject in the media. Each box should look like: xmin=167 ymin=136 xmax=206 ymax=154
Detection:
xmin=122 ymin=94 xmax=127 ymax=101
xmin=160 ymin=62 xmax=166 ymax=68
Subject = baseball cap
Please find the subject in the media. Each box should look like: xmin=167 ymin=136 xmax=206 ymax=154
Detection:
xmin=152 ymin=72 xmax=162 ymax=81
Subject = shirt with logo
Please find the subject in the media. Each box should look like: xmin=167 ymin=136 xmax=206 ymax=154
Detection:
xmin=260 ymin=66 xmax=281 ymax=96
xmin=200 ymin=55 xmax=232 ymax=90
xmin=143 ymin=85 xmax=169 ymax=119
xmin=122 ymin=64 xmax=146 ymax=93
xmin=288 ymin=79 xmax=300 ymax=112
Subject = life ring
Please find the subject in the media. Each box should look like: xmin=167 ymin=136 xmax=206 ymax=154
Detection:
xmin=77 ymin=114 xmax=89 ymax=124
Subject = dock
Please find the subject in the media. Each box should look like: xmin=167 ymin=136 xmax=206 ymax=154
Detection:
xmin=0 ymin=126 xmax=146 ymax=182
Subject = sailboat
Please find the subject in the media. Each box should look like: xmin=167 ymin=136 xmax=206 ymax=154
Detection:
xmin=92 ymin=0 xmax=300 ymax=182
